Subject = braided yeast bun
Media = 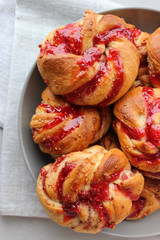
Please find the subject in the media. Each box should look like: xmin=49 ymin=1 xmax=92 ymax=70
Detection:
xmin=134 ymin=31 xmax=150 ymax=64
xmin=37 ymin=9 xmax=140 ymax=106
xmin=127 ymin=176 xmax=160 ymax=220
xmin=147 ymin=28 xmax=160 ymax=87
xmin=30 ymin=88 xmax=111 ymax=158
xmin=99 ymin=131 xmax=120 ymax=151
xmin=37 ymin=146 xmax=144 ymax=233
xmin=114 ymin=86 xmax=160 ymax=173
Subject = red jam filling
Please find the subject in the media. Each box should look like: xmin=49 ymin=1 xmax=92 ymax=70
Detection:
xmin=52 ymin=155 xmax=67 ymax=172
xmin=56 ymin=162 xmax=77 ymax=200
xmin=40 ymin=23 xmax=82 ymax=55
xmin=149 ymin=73 xmax=160 ymax=86
xmin=65 ymin=60 xmax=110 ymax=102
xmin=117 ymin=87 xmax=160 ymax=166
xmin=77 ymin=47 xmax=102 ymax=70
xmin=119 ymin=121 xmax=145 ymax=141
xmin=33 ymin=102 xmax=84 ymax=148
xmin=40 ymin=168 xmax=48 ymax=196
xmin=58 ymin=170 xmax=123 ymax=228
xmin=93 ymin=25 xmax=141 ymax=46
xmin=40 ymin=23 xmax=141 ymax=104
xmin=65 ymin=48 xmax=123 ymax=105
xmin=99 ymin=49 xmax=124 ymax=106
xmin=40 ymin=115 xmax=83 ymax=149
xmin=132 ymin=153 xmax=160 ymax=166
xmin=127 ymin=197 xmax=146 ymax=218
xmin=141 ymin=170 xmax=160 ymax=178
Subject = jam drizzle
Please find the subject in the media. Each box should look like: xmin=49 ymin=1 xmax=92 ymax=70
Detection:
xmin=99 ymin=49 xmax=124 ymax=106
xmin=117 ymin=87 xmax=160 ymax=166
xmin=127 ymin=197 xmax=146 ymax=218
xmin=40 ymin=168 xmax=48 ymax=196
xmin=93 ymin=25 xmax=141 ymax=46
xmin=40 ymin=23 xmax=141 ymax=105
xmin=33 ymin=102 xmax=84 ymax=148
xmin=149 ymin=73 xmax=160 ymax=87
xmin=40 ymin=23 xmax=82 ymax=55
xmin=66 ymin=48 xmax=123 ymax=105
xmin=119 ymin=121 xmax=145 ymax=141
xmin=58 ymin=169 xmax=125 ymax=228
xmin=65 ymin=61 xmax=110 ymax=102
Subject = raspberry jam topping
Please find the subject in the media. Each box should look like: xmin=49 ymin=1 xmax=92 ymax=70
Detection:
xmin=141 ymin=170 xmax=160 ymax=178
xmin=40 ymin=23 xmax=141 ymax=104
xmin=93 ymin=25 xmax=141 ymax=46
xmin=99 ymin=49 xmax=124 ymax=106
xmin=33 ymin=102 xmax=84 ymax=148
xmin=143 ymin=88 xmax=160 ymax=147
xmin=77 ymin=47 xmax=102 ymax=70
xmin=56 ymin=169 xmax=123 ymax=228
xmin=40 ymin=168 xmax=48 ymax=196
xmin=65 ymin=60 xmax=110 ymax=102
xmin=149 ymin=73 xmax=160 ymax=87
xmin=119 ymin=121 xmax=145 ymax=141
xmin=40 ymin=23 xmax=82 ymax=55
xmin=117 ymin=87 xmax=160 ymax=166
xmin=56 ymin=162 xmax=77 ymax=200
xmin=40 ymin=115 xmax=83 ymax=149
xmin=127 ymin=197 xmax=146 ymax=218
xmin=65 ymin=48 xmax=123 ymax=105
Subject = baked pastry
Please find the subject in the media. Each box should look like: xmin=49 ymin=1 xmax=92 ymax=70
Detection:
xmin=37 ymin=9 xmax=140 ymax=106
xmin=134 ymin=32 xmax=150 ymax=65
xmin=98 ymin=131 xmax=120 ymax=151
xmin=131 ymin=32 xmax=151 ymax=89
xmin=30 ymin=88 xmax=111 ymax=158
xmin=37 ymin=145 xmax=144 ymax=233
xmin=127 ymin=176 xmax=160 ymax=220
xmin=114 ymin=86 xmax=160 ymax=174
xmin=147 ymin=27 xmax=160 ymax=87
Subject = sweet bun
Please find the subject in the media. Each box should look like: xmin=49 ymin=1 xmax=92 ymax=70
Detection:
xmin=127 ymin=176 xmax=160 ymax=220
xmin=37 ymin=145 xmax=144 ymax=233
xmin=30 ymin=88 xmax=111 ymax=157
xmin=147 ymin=27 xmax=160 ymax=87
xmin=37 ymin=9 xmax=140 ymax=106
xmin=114 ymin=86 xmax=160 ymax=173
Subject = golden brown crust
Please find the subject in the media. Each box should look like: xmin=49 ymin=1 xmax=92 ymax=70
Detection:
xmin=30 ymin=88 xmax=111 ymax=158
xmin=37 ymin=146 xmax=144 ymax=233
xmin=147 ymin=28 xmax=160 ymax=87
xmin=135 ymin=32 xmax=150 ymax=64
xmin=114 ymin=86 xmax=160 ymax=173
xmin=37 ymin=10 xmax=140 ymax=106
xmin=127 ymin=176 xmax=160 ymax=220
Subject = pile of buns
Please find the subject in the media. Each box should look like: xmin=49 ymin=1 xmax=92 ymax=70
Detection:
xmin=30 ymin=9 xmax=160 ymax=234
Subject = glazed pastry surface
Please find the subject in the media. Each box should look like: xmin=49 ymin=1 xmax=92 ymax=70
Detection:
xmin=147 ymin=28 xmax=160 ymax=88
xmin=37 ymin=145 xmax=144 ymax=233
xmin=127 ymin=176 xmax=160 ymax=220
xmin=30 ymin=88 xmax=111 ymax=157
xmin=37 ymin=9 xmax=140 ymax=106
xmin=114 ymin=86 xmax=160 ymax=173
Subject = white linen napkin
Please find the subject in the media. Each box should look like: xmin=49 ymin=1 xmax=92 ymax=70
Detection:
xmin=0 ymin=0 xmax=125 ymax=217
xmin=0 ymin=0 xmax=16 ymax=128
